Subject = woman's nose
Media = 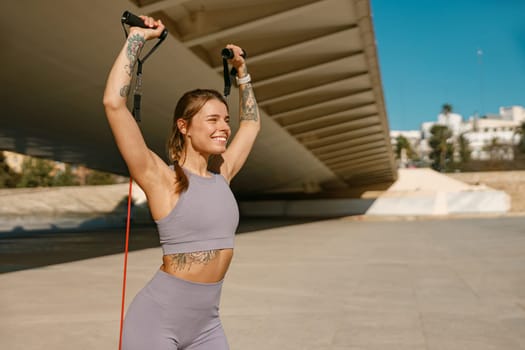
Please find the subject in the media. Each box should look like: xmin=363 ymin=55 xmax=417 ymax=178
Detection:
xmin=219 ymin=119 xmax=230 ymax=131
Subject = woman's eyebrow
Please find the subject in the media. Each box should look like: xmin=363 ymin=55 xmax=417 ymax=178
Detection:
xmin=206 ymin=114 xmax=229 ymax=118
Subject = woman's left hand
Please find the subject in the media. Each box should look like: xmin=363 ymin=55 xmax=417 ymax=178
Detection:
xmin=225 ymin=44 xmax=247 ymax=77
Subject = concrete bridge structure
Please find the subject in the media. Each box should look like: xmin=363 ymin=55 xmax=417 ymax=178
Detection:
xmin=2 ymin=0 xmax=396 ymax=198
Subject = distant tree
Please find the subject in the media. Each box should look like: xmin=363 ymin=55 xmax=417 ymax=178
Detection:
xmin=52 ymin=164 xmax=79 ymax=186
xmin=394 ymin=135 xmax=418 ymax=164
xmin=458 ymin=133 xmax=471 ymax=163
xmin=441 ymin=103 xmax=453 ymax=115
xmin=0 ymin=152 xmax=21 ymax=188
xmin=484 ymin=137 xmax=510 ymax=161
xmin=428 ymin=124 xmax=454 ymax=171
xmin=17 ymin=157 xmax=55 ymax=187
xmin=85 ymin=169 xmax=119 ymax=185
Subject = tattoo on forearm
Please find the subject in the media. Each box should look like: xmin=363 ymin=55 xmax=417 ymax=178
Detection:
xmin=166 ymin=250 xmax=219 ymax=271
xmin=241 ymin=83 xmax=259 ymax=121
xmin=120 ymin=84 xmax=130 ymax=97
xmin=125 ymin=34 xmax=145 ymax=76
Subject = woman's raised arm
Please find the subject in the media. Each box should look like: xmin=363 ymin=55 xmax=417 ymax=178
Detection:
xmin=102 ymin=17 xmax=166 ymax=191
xmin=220 ymin=44 xmax=261 ymax=181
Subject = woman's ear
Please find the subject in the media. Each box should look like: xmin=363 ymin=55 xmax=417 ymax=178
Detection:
xmin=177 ymin=118 xmax=187 ymax=135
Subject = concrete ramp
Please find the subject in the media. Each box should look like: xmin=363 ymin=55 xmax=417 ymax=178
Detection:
xmin=365 ymin=169 xmax=510 ymax=216
xmin=0 ymin=169 xmax=511 ymax=233
xmin=0 ymin=183 xmax=149 ymax=232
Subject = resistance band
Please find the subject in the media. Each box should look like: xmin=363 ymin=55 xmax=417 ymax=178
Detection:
xmin=118 ymin=178 xmax=133 ymax=350
xmin=118 ymin=11 xmax=168 ymax=350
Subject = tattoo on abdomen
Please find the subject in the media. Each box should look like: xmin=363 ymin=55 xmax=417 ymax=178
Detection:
xmin=125 ymin=34 xmax=145 ymax=76
xmin=166 ymin=250 xmax=219 ymax=271
xmin=241 ymin=83 xmax=259 ymax=121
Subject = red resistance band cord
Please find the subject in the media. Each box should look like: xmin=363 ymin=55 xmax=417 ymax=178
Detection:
xmin=118 ymin=178 xmax=133 ymax=350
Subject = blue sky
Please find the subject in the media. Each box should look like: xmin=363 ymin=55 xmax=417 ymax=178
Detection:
xmin=370 ymin=0 xmax=525 ymax=130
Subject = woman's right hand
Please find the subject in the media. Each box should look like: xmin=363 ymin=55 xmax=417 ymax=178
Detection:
xmin=129 ymin=16 xmax=165 ymax=40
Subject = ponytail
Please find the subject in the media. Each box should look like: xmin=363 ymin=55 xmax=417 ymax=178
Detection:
xmin=166 ymin=124 xmax=189 ymax=194
xmin=173 ymin=161 xmax=189 ymax=194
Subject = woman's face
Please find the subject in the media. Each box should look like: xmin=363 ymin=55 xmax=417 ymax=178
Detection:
xmin=182 ymin=99 xmax=231 ymax=155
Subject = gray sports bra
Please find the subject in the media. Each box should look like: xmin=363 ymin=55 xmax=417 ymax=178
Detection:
xmin=155 ymin=168 xmax=239 ymax=255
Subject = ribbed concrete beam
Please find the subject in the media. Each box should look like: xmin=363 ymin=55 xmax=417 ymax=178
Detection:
xmin=341 ymin=167 xmax=396 ymax=184
xmin=303 ymin=125 xmax=384 ymax=148
xmin=182 ymin=0 xmax=329 ymax=47
xmin=272 ymin=93 xmax=371 ymax=122
xmin=332 ymin=156 xmax=391 ymax=173
xmin=293 ymin=115 xmax=379 ymax=139
xmin=253 ymin=54 xmax=365 ymax=88
xmin=139 ymin=0 xmax=192 ymax=13
xmin=213 ymin=26 xmax=359 ymax=71
xmin=258 ymin=73 xmax=369 ymax=107
xmin=333 ymin=157 xmax=392 ymax=172
xmin=316 ymin=139 xmax=386 ymax=160
xmin=311 ymin=132 xmax=384 ymax=154
xmin=282 ymin=101 xmax=375 ymax=130
xmin=326 ymin=149 xmax=389 ymax=168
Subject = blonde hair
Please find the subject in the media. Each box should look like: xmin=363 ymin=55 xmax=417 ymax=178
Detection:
xmin=166 ymin=89 xmax=228 ymax=193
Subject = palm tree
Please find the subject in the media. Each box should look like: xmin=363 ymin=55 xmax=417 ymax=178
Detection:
xmin=442 ymin=103 xmax=453 ymax=115
xmin=458 ymin=133 xmax=471 ymax=164
xmin=395 ymin=135 xmax=416 ymax=159
xmin=429 ymin=124 xmax=454 ymax=171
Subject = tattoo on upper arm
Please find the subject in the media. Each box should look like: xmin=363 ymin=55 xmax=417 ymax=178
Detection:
xmin=166 ymin=250 xmax=219 ymax=271
xmin=125 ymin=34 xmax=145 ymax=76
xmin=120 ymin=84 xmax=130 ymax=97
xmin=241 ymin=83 xmax=259 ymax=122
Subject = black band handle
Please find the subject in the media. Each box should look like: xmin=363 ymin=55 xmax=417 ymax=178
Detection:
xmin=121 ymin=11 xmax=168 ymax=40
xmin=221 ymin=47 xmax=247 ymax=97
xmin=222 ymin=48 xmax=247 ymax=76
xmin=221 ymin=48 xmax=247 ymax=59
xmin=120 ymin=11 xmax=168 ymax=122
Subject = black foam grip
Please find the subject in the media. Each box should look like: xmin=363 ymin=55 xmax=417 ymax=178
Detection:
xmin=221 ymin=48 xmax=247 ymax=59
xmin=122 ymin=11 xmax=169 ymax=40
xmin=121 ymin=11 xmax=147 ymax=28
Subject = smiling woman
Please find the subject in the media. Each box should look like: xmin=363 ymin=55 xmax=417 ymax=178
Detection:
xmin=166 ymin=89 xmax=232 ymax=194
xmin=102 ymin=14 xmax=260 ymax=350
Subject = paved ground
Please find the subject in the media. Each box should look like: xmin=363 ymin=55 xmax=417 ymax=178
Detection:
xmin=1 ymin=216 xmax=525 ymax=349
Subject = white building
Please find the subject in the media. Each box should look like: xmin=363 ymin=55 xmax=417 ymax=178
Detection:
xmin=390 ymin=130 xmax=422 ymax=149
xmin=390 ymin=130 xmax=426 ymax=167
xmin=392 ymin=105 xmax=524 ymax=166
xmin=500 ymin=105 xmax=525 ymax=123
xmin=437 ymin=111 xmax=463 ymax=136
xmin=461 ymin=114 xmax=521 ymax=161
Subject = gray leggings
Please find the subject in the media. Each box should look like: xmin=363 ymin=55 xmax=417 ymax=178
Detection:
xmin=122 ymin=269 xmax=229 ymax=350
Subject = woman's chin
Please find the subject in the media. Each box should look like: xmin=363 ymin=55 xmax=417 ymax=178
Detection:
xmin=208 ymin=145 xmax=227 ymax=155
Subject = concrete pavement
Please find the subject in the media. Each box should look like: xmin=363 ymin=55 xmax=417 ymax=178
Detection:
xmin=1 ymin=216 xmax=525 ymax=349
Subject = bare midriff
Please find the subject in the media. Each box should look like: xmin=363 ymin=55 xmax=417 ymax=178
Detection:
xmin=160 ymin=248 xmax=234 ymax=283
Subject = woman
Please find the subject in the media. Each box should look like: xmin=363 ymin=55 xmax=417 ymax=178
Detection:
xmin=103 ymin=15 xmax=260 ymax=350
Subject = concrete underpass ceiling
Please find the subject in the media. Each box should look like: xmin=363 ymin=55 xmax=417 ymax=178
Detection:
xmin=2 ymin=0 xmax=397 ymax=196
